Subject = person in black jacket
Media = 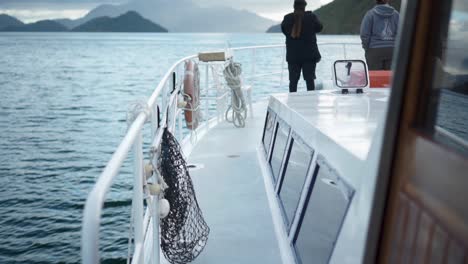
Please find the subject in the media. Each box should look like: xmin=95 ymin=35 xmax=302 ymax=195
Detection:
xmin=281 ymin=0 xmax=323 ymax=92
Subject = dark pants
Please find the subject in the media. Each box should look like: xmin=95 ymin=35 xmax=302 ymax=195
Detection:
xmin=288 ymin=62 xmax=317 ymax=92
xmin=365 ymin=47 xmax=394 ymax=70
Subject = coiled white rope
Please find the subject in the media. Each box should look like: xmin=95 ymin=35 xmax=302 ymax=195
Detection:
xmin=223 ymin=61 xmax=247 ymax=128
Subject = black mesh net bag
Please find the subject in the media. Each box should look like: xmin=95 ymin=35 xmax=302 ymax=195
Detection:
xmin=158 ymin=128 xmax=210 ymax=264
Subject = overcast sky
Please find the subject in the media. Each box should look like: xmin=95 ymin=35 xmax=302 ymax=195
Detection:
xmin=0 ymin=0 xmax=333 ymax=22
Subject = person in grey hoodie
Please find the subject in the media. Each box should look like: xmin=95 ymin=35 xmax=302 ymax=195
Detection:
xmin=360 ymin=0 xmax=399 ymax=70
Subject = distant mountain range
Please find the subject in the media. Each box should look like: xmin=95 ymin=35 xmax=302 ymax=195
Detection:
xmin=1 ymin=19 xmax=67 ymax=32
xmin=0 ymin=14 xmax=23 ymax=30
xmin=73 ymin=11 xmax=168 ymax=32
xmin=266 ymin=24 xmax=281 ymax=33
xmin=267 ymin=0 xmax=402 ymax=34
xmin=0 ymin=12 xmax=168 ymax=32
xmin=0 ymin=0 xmax=275 ymax=33
xmin=51 ymin=0 xmax=276 ymax=32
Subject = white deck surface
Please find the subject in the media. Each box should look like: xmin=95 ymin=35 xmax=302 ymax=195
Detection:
xmin=188 ymin=101 xmax=283 ymax=264
xmin=269 ymin=89 xmax=390 ymax=160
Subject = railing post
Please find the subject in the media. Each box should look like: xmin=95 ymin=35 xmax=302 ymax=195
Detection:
xmin=172 ymin=72 xmax=176 ymax=93
xmin=205 ymin=63 xmax=209 ymax=121
xmin=151 ymin=104 xmax=158 ymax=138
xmin=172 ymin=97 xmax=177 ymax=132
xmin=162 ymin=82 xmax=169 ymax=120
xmin=133 ymin=131 xmax=144 ymax=264
xmin=178 ymin=110 xmax=183 ymax=140
xmin=252 ymin=49 xmax=256 ymax=77
xmin=152 ymin=188 xmax=160 ymax=264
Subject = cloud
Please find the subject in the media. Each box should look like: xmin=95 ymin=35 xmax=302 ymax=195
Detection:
xmin=0 ymin=0 xmax=124 ymax=9
xmin=0 ymin=0 xmax=125 ymax=22
xmin=258 ymin=12 xmax=288 ymax=22
xmin=196 ymin=0 xmax=332 ymax=21
xmin=0 ymin=0 xmax=335 ymax=22
xmin=0 ymin=8 xmax=89 ymax=22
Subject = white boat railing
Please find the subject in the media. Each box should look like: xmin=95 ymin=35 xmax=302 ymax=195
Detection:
xmin=81 ymin=42 xmax=362 ymax=264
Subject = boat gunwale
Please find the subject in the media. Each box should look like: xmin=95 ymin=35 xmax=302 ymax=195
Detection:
xmin=81 ymin=41 xmax=366 ymax=264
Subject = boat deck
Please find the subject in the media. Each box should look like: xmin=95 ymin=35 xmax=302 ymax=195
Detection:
xmin=178 ymin=89 xmax=390 ymax=264
xmin=186 ymin=101 xmax=283 ymax=264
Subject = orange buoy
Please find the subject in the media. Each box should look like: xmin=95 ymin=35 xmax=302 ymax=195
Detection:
xmin=183 ymin=60 xmax=200 ymax=130
xmin=369 ymin=70 xmax=392 ymax=88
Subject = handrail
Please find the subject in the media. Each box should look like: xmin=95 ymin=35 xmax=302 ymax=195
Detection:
xmin=81 ymin=41 xmax=362 ymax=264
xmin=230 ymin=42 xmax=361 ymax=51
xmin=81 ymin=55 xmax=196 ymax=264
xmin=82 ymin=113 xmax=148 ymax=264
xmin=231 ymin=44 xmax=284 ymax=51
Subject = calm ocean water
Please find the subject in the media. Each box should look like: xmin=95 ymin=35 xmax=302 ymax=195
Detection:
xmin=1 ymin=33 xmax=465 ymax=264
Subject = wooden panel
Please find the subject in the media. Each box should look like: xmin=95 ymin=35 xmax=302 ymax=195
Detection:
xmin=385 ymin=190 xmax=468 ymax=264
xmin=377 ymin=0 xmax=435 ymax=260
xmin=403 ymin=136 xmax=468 ymax=245
xmin=377 ymin=0 xmax=468 ymax=262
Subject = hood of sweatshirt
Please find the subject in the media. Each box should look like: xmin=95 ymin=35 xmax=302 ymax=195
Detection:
xmin=372 ymin=4 xmax=396 ymax=17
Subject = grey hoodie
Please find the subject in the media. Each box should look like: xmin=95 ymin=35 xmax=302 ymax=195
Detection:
xmin=360 ymin=4 xmax=399 ymax=50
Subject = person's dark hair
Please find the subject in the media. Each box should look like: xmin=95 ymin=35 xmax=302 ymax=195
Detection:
xmin=376 ymin=0 xmax=389 ymax=4
xmin=292 ymin=0 xmax=307 ymax=38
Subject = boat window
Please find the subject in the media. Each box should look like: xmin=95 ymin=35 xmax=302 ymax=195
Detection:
xmin=269 ymin=118 xmax=290 ymax=183
xmin=277 ymin=133 xmax=314 ymax=229
xmin=293 ymin=156 xmax=354 ymax=264
xmin=425 ymin=0 xmax=468 ymax=155
xmin=262 ymin=109 xmax=276 ymax=155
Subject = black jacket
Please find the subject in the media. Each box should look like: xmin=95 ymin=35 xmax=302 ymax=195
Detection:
xmin=281 ymin=11 xmax=323 ymax=63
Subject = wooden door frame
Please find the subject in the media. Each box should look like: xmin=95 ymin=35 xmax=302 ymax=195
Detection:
xmin=362 ymin=0 xmax=466 ymax=262
xmin=362 ymin=0 xmax=422 ymax=261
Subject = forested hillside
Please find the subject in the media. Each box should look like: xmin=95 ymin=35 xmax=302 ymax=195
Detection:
xmin=267 ymin=0 xmax=401 ymax=34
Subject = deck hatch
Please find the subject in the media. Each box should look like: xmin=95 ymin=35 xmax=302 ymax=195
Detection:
xmin=292 ymin=156 xmax=354 ymax=264
xmin=277 ymin=132 xmax=314 ymax=231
